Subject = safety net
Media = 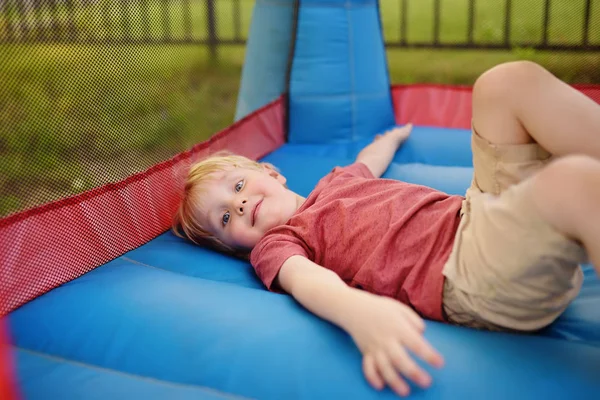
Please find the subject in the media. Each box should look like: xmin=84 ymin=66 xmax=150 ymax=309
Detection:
xmin=0 ymin=0 xmax=281 ymax=315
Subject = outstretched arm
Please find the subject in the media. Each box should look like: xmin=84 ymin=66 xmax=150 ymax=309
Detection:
xmin=276 ymin=254 xmax=444 ymax=397
xmin=356 ymin=124 xmax=412 ymax=178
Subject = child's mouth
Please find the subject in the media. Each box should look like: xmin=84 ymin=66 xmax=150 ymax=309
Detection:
xmin=252 ymin=200 xmax=262 ymax=226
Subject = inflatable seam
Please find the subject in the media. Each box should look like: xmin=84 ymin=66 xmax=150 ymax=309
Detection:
xmin=347 ymin=4 xmax=357 ymax=141
xmin=119 ymin=256 xmax=262 ymax=291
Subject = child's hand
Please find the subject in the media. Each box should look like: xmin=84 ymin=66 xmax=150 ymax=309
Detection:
xmin=344 ymin=291 xmax=444 ymax=397
xmin=357 ymin=124 xmax=413 ymax=178
xmin=375 ymin=123 xmax=413 ymax=143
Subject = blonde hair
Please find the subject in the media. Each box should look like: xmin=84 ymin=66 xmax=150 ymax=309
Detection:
xmin=172 ymin=151 xmax=277 ymax=257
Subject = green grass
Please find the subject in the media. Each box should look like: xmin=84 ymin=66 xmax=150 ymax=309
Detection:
xmin=387 ymin=49 xmax=600 ymax=84
xmin=380 ymin=0 xmax=600 ymax=84
xmin=1 ymin=0 xmax=599 ymax=217
xmin=380 ymin=0 xmax=600 ymax=45
xmin=0 ymin=44 xmax=246 ymax=215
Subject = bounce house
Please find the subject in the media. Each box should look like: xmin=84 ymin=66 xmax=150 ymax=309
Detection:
xmin=1 ymin=0 xmax=600 ymax=398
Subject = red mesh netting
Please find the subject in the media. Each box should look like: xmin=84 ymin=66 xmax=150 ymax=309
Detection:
xmin=0 ymin=97 xmax=285 ymax=317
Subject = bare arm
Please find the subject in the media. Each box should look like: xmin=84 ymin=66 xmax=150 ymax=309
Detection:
xmin=277 ymin=255 xmax=366 ymax=330
xmin=356 ymin=124 xmax=412 ymax=178
xmin=276 ymin=255 xmax=443 ymax=397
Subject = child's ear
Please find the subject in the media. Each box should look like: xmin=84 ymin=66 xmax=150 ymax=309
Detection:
xmin=261 ymin=163 xmax=287 ymax=185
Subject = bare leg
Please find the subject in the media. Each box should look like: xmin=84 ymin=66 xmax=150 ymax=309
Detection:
xmin=531 ymin=155 xmax=600 ymax=275
xmin=472 ymin=61 xmax=600 ymax=158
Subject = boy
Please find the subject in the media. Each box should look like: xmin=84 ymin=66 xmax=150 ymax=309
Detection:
xmin=174 ymin=61 xmax=600 ymax=397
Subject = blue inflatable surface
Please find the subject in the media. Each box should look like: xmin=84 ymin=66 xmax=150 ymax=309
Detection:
xmin=15 ymin=349 xmax=236 ymax=400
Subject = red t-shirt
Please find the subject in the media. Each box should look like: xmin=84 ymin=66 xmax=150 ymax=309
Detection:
xmin=250 ymin=162 xmax=463 ymax=321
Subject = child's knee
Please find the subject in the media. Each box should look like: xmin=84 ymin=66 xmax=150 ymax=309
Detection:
xmin=474 ymin=61 xmax=545 ymax=102
xmin=531 ymin=155 xmax=600 ymax=238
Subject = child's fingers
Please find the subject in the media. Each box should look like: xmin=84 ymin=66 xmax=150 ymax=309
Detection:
xmin=375 ymin=351 xmax=411 ymax=397
xmin=397 ymin=123 xmax=413 ymax=133
xmin=391 ymin=123 xmax=413 ymax=139
xmin=387 ymin=341 xmax=432 ymax=389
xmin=363 ymin=353 xmax=384 ymax=390
xmin=402 ymin=327 xmax=445 ymax=369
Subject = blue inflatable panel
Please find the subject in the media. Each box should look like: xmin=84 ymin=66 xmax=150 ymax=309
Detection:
xmin=234 ymin=0 xmax=295 ymax=121
xmin=288 ymin=0 xmax=395 ymax=143
xmin=14 ymin=348 xmax=237 ymax=400
xmin=8 ymin=126 xmax=600 ymax=399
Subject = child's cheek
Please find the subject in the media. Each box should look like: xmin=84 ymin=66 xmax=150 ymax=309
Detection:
xmin=231 ymin=225 xmax=254 ymax=249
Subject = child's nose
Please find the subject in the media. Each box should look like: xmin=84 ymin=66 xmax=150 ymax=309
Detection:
xmin=237 ymin=199 xmax=247 ymax=215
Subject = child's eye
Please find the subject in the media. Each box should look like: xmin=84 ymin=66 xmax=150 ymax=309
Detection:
xmin=222 ymin=211 xmax=231 ymax=226
xmin=235 ymin=180 xmax=244 ymax=192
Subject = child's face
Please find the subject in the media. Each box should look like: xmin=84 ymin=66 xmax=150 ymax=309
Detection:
xmin=196 ymin=166 xmax=301 ymax=250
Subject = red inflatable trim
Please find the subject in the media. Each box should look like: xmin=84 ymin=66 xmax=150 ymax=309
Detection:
xmin=0 ymin=97 xmax=285 ymax=316
xmin=392 ymin=84 xmax=600 ymax=129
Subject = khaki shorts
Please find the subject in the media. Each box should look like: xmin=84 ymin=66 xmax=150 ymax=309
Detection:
xmin=442 ymin=127 xmax=588 ymax=332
